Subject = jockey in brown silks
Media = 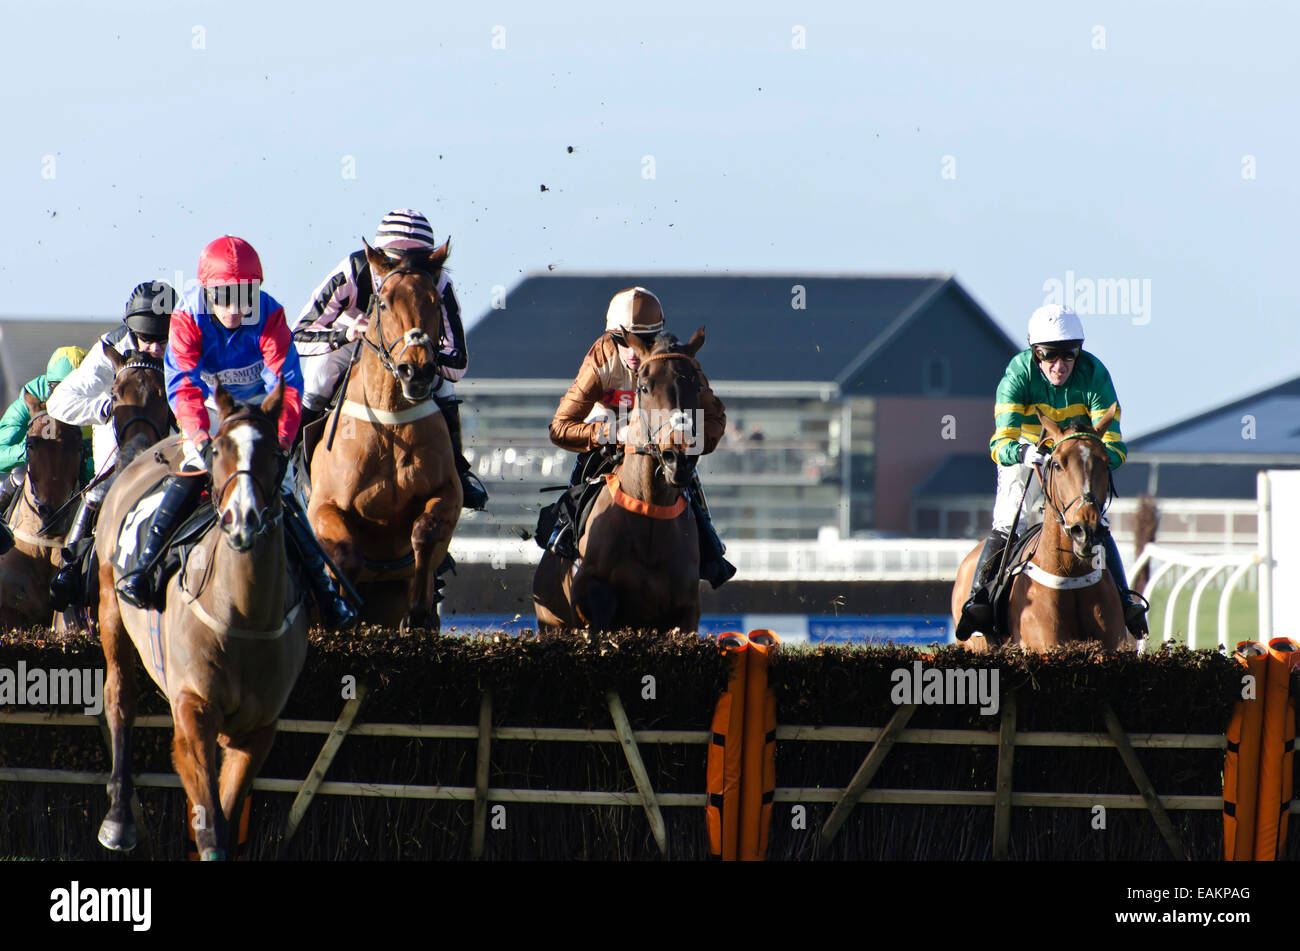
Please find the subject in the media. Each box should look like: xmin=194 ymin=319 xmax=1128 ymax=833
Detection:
xmin=539 ymin=286 xmax=736 ymax=588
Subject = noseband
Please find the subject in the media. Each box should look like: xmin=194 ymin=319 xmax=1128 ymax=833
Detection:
xmin=631 ymin=352 xmax=703 ymax=467
xmin=209 ymin=411 xmax=283 ymax=532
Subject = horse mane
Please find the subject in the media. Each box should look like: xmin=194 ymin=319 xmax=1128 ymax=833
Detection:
xmin=650 ymin=332 xmax=680 ymax=355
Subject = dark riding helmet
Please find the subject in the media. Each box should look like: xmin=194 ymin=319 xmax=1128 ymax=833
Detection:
xmin=123 ymin=281 xmax=178 ymax=340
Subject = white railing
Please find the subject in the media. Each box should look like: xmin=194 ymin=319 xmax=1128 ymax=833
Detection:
xmin=1130 ymin=543 xmax=1261 ymax=653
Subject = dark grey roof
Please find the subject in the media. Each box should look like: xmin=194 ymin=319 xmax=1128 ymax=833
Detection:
xmin=467 ymin=274 xmax=1017 ymax=394
xmin=0 ymin=318 xmax=118 ymax=404
xmin=912 ymin=453 xmax=1285 ymax=501
xmin=1129 ymin=375 xmax=1300 ymax=455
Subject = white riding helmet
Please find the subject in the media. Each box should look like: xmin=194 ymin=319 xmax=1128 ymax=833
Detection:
xmin=1027 ymin=304 xmax=1085 ymax=346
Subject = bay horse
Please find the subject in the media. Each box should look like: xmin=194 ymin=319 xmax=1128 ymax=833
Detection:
xmin=95 ymin=382 xmax=308 ymax=859
xmin=0 ymin=393 xmax=83 ymax=629
xmin=951 ymin=405 xmax=1133 ymax=652
xmin=533 ymin=329 xmax=707 ymax=633
xmin=307 ymin=240 xmax=461 ymax=633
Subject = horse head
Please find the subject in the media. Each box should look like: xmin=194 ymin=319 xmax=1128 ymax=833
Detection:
xmin=621 ymin=327 xmax=707 ymax=489
xmin=103 ymin=347 xmax=170 ymax=467
xmin=21 ymin=390 xmax=82 ymax=526
xmin=210 ymin=381 xmax=284 ymax=552
xmin=363 ymin=237 xmax=452 ymax=403
xmin=1037 ymin=403 xmax=1118 ymax=561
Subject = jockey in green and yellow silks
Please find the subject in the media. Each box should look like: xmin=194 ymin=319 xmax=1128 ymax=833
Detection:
xmin=956 ymin=304 xmax=1148 ymax=642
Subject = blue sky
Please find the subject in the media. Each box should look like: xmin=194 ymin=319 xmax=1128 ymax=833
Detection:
xmin=3 ymin=0 xmax=1295 ymax=436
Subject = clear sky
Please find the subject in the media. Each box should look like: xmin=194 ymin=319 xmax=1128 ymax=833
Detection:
xmin=3 ymin=0 xmax=1294 ymax=437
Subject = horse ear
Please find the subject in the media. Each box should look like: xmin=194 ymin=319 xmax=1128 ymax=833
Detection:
xmin=104 ymin=347 xmax=125 ymax=373
xmin=1092 ymin=402 xmax=1118 ymax=436
xmin=363 ymin=238 xmax=394 ymax=279
xmin=22 ymin=390 xmax=43 ymax=416
xmin=214 ymin=383 xmax=237 ymax=422
xmin=429 ymin=236 xmax=451 ymax=270
xmin=1037 ymin=412 xmax=1064 ymax=442
xmin=682 ymin=326 xmax=706 ymax=358
xmin=261 ymin=377 xmax=285 ymax=421
xmin=620 ymin=327 xmax=651 ymax=359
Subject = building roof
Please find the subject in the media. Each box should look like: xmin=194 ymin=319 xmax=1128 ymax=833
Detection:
xmin=467 ymin=274 xmax=1018 ymax=395
xmin=0 ymin=318 xmax=119 ymax=404
xmin=1129 ymin=374 xmax=1300 ymax=457
xmin=912 ymin=453 xmax=1280 ymax=502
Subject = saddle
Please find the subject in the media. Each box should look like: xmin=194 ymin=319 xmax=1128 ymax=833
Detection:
xmin=984 ymin=523 xmax=1043 ymax=643
xmin=534 ymin=449 xmax=621 ymax=549
xmin=111 ymin=478 xmax=218 ymax=612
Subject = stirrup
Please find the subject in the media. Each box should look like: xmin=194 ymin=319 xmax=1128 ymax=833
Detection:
xmin=548 ymin=523 xmax=577 ymax=561
xmin=460 ymin=470 xmax=488 ymax=510
xmin=116 ymin=570 xmax=154 ymax=610
xmin=1122 ymin=590 xmax=1150 ymax=624
xmin=956 ymin=594 xmax=994 ymax=642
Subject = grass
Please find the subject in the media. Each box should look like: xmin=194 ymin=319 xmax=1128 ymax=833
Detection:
xmin=1144 ymin=584 xmax=1259 ymax=650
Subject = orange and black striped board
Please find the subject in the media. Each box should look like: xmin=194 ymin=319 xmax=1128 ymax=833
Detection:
xmin=740 ymin=630 xmax=779 ymax=861
xmin=1224 ymin=642 xmax=1268 ymax=860
xmin=1253 ymin=638 xmax=1298 ymax=861
xmin=184 ymin=793 xmax=253 ymax=861
xmin=707 ymin=633 xmax=749 ymax=860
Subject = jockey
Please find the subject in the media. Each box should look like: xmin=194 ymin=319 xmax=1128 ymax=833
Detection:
xmin=114 ymin=236 xmax=357 ymax=631
xmin=955 ymin=304 xmax=1148 ymax=641
xmin=0 ymin=347 xmax=91 ymax=554
xmin=542 ymin=286 xmax=736 ymax=588
xmin=291 ymin=208 xmax=488 ymax=510
xmin=45 ymin=281 xmax=177 ymax=609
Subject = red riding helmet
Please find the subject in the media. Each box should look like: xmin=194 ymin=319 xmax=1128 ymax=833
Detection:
xmin=198 ymin=235 xmax=263 ymax=287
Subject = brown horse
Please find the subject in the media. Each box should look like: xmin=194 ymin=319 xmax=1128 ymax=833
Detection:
xmin=95 ymin=382 xmax=308 ymax=859
xmin=102 ymin=347 xmax=173 ymax=470
xmin=533 ymin=329 xmax=707 ymax=633
xmin=951 ymin=405 xmax=1133 ymax=652
xmin=0 ymin=394 xmax=83 ymax=628
xmin=307 ymin=240 xmax=461 ymax=632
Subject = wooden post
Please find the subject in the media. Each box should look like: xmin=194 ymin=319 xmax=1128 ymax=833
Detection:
xmin=284 ymin=682 xmax=369 ymax=843
xmin=471 ymin=690 xmax=493 ymax=860
xmin=819 ymin=703 xmax=918 ymax=845
xmin=993 ymin=690 xmax=1017 ymax=860
xmin=606 ymin=690 xmax=670 ymax=858
xmin=1102 ymin=701 xmax=1188 ymax=861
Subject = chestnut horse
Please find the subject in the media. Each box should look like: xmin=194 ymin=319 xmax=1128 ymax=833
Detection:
xmin=0 ymin=394 xmax=83 ymax=628
xmin=307 ymin=240 xmax=461 ymax=632
xmin=95 ymin=382 xmax=308 ymax=859
xmin=533 ymin=329 xmax=707 ymax=633
xmin=951 ymin=406 xmax=1133 ymax=652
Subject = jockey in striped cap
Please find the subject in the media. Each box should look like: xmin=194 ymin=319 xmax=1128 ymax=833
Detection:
xmin=291 ymin=208 xmax=486 ymax=509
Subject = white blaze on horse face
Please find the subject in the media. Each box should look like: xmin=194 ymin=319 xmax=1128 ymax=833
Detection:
xmin=221 ymin=425 xmax=263 ymax=548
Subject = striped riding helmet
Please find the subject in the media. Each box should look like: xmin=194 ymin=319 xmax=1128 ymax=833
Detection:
xmin=374 ymin=209 xmax=436 ymax=252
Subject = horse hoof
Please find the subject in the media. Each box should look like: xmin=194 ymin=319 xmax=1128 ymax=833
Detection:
xmin=200 ymin=848 xmax=226 ymax=861
xmin=97 ymin=818 xmax=138 ymax=852
xmin=400 ymin=610 xmax=439 ymax=635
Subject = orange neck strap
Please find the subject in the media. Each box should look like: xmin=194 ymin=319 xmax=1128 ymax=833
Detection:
xmin=605 ymin=473 xmax=687 ymax=519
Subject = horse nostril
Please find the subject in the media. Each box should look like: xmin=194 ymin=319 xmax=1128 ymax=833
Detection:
xmin=396 ymin=364 xmax=413 ymax=380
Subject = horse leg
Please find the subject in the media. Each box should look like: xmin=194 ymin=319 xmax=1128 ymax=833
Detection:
xmin=310 ymin=500 xmax=362 ymax=593
xmin=403 ymin=495 xmax=457 ymax=633
xmin=171 ymin=690 xmax=228 ymax=860
xmin=573 ymin=577 xmax=617 ymax=633
xmin=532 ymin=550 xmax=574 ymax=631
xmin=96 ymin=562 xmax=139 ymax=852
xmin=218 ymin=722 xmax=277 ymax=858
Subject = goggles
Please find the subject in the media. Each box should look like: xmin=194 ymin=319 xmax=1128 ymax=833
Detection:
xmin=207 ymin=283 xmax=259 ymax=312
xmin=1032 ymin=345 xmax=1079 ymax=364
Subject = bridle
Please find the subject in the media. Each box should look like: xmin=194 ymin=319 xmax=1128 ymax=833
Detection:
xmin=112 ymin=358 xmax=170 ymax=448
xmin=630 ymin=351 xmax=703 ymax=471
xmin=208 ymin=411 xmax=283 ymax=533
xmin=22 ymin=411 xmax=80 ymax=537
xmin=1038 ymin=431 xmax=1114 ymax=530
xmin=357 ymin=264 xmax=443 ymax=388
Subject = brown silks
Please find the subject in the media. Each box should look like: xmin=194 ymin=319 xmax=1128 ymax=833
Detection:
xmin=1224 ymin=642 xmax=1268 ymax=860
xmin=708 ymin=633 xmax=749 ymax=860
xmin=603 ymin=473 xmax=687 ymax=519
xmin=740 ymin=630 xmax=780 ymax=861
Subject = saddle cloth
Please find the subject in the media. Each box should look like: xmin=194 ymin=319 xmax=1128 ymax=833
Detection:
xmin=987 ymin=522 xmax=1044 ymax=642
xmin=111 ymin=478 xmax=217 ymax=612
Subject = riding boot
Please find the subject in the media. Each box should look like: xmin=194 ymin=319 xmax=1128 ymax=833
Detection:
xmin=0 ymin=518 xmax=12 ymax=555
xmin=956 ymin=530 xmax=1009 ymax=641
xmin=435 ymin=396 xmax=489 ymax=510
xmin=0 ymin=468 xmax=24 ymax=518
xmin=116 ymin=473 xmax=205 ymax=609
xmin=1100 ymin=528 xmax=1149 ymax=639
xmin=295 ymin=404 xmax=326 ymax=451
xmin=689 ymin=487 xmax=736 ymax=589
xmin=49 ymin=496 xmax=100 ymax=610
xmin=282 ymin=493 xmax=358 ymax=632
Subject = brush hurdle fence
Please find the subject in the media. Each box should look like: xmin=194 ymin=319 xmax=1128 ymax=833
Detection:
xmin=0 ymin=632 xmax=1270 ymax=861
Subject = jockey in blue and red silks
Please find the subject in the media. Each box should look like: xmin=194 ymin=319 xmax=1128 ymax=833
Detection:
xmin=115 ymin=235 xmax=356 ymax=630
